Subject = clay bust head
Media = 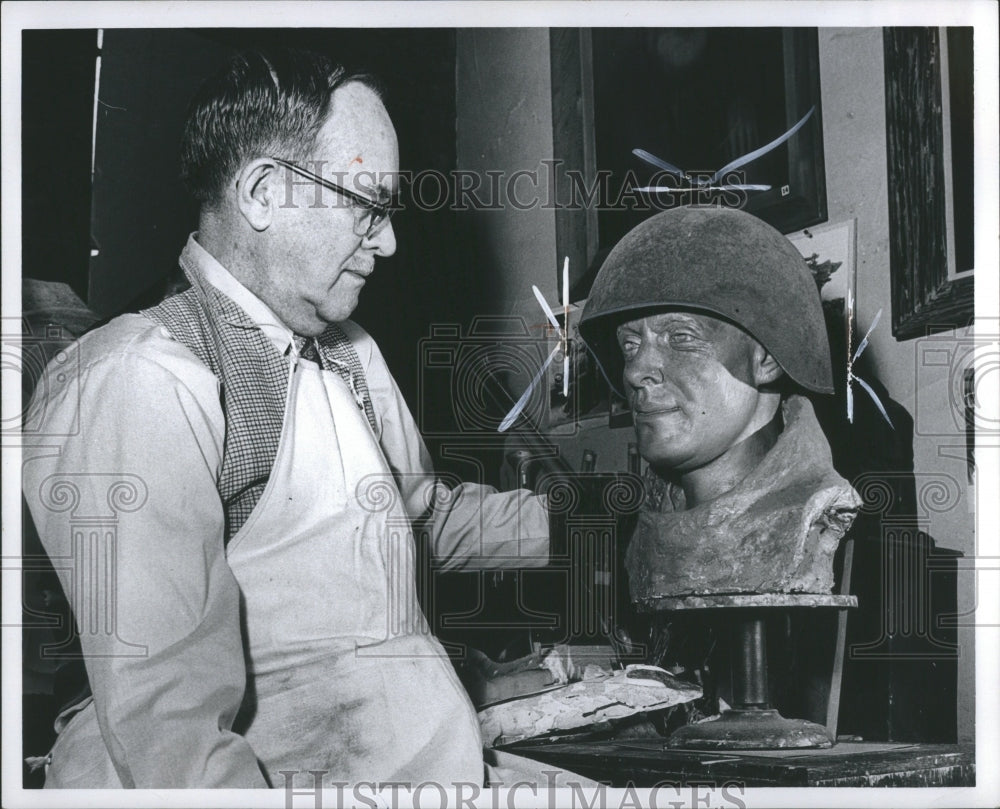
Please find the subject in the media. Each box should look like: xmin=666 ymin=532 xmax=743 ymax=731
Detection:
xmin=580 ymin=206 xmax=858 ymax=596
xmin=580 ymin=206 xmax=832 ymax=505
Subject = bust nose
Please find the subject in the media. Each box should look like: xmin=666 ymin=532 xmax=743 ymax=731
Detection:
xmin=623 ymin=340 xmax=663 ymax=391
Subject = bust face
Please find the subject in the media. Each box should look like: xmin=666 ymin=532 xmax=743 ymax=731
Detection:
xmin=616 ymin=311 xmax=769 ymax=473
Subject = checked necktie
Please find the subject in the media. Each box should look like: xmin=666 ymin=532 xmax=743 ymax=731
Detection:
xmin=294 ymin=334 xmax=323 ymax=365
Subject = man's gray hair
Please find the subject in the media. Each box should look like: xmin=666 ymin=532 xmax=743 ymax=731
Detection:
xmin=179 ymin=48 xmax=381 ymax=207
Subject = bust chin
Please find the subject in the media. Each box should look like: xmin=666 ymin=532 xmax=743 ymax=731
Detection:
xmin=626 ymin=395 xmax=861 ymax=601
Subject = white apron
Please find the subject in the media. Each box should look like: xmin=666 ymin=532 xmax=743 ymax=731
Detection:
xmin=227 ymin=353 xmax=484 ymax=786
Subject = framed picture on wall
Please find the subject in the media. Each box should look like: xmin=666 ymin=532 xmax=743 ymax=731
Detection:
xmin=550 ymin=27 xmax=828 ymax=296
xmin=884 ymin=27 xmax=974 ymax=340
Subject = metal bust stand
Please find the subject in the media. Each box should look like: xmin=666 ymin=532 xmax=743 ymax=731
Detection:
xmin=637 ymin=593 xmax=858 ymax=749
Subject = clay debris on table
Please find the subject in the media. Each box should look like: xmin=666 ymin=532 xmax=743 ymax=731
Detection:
xmin=478 ymin=655 xmax=701 ymax=747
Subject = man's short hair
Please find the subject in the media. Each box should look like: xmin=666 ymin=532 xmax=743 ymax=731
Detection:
xmin=180 ymin=48 xmax=381 ymax=206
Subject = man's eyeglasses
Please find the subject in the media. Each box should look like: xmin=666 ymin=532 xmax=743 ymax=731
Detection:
xmin=272 ymin=157 xmax=396 ymax=239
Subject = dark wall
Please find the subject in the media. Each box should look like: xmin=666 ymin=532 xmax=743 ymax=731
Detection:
xmin=89 ymin=30 xmax=229 ymax=316
xmin=22 ymin=30 xmax=98 ymax=302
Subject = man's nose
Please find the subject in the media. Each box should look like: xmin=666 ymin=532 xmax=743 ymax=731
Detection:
xmin=623 ymin=341 xmax=662 ymax=390
xmin=365 ymin=219 xmax=397 ymax=257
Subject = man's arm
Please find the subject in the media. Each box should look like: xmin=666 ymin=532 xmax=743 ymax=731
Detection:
xmin=22 ymin=325 xmax=268 ymax=788
xmin=345 ymin=322 xmax=549 ymax=572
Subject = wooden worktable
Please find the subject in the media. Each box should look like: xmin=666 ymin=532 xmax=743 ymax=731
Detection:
xmin=503 ymin=739 xmax=975 ymax=787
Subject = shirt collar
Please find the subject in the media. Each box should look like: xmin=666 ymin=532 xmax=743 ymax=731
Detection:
xmin=180 ymin=233 xmax=295 ymax=356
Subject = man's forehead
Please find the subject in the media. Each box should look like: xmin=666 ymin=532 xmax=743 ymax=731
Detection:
xmin=315 ymin=82 xmax=399 ymax=184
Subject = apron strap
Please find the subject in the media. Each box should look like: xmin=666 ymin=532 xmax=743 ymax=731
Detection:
xmin=316 ymin=325 xmax=379 ymax=435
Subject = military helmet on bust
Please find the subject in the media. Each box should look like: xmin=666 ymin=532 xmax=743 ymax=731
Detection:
xmin=578 ymin=205 xmax=834 ymax=395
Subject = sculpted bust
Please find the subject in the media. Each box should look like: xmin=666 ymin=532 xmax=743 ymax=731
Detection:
xmin=579 ymin=206 xmax=860 ymax=598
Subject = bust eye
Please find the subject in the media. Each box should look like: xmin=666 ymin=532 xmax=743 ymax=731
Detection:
xmin=669 ymin=332 xmax=696 ymax=346
xmin=619 ymin=337 xmax=640 ymax=358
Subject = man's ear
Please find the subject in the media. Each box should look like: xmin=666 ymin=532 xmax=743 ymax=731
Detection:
xmin=235 ymin=159 xmax=278 ymax=232
xmin=753 ymin=344 xmax=784 ymax=387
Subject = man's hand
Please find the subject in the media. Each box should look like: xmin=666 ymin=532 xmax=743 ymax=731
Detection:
xmin=458 ymin=647 xmax=561 ymax=709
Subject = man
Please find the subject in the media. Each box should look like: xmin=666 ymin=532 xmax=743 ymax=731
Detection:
xmin=22 ymin=49 xmax=549 ymax=789
xmin=579 ymin=206 xmax=859 ymax=600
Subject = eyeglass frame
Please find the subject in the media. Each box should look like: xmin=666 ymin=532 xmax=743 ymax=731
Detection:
xmin=271 ymin=157 xmax=396 ymax=238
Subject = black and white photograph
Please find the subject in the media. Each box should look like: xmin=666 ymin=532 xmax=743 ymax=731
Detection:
xmin=2 ymin=2 xmax=998 ymax=808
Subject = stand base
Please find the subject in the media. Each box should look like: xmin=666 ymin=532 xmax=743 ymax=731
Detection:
xmin=668 ymin=708 xmax=834 ymax=750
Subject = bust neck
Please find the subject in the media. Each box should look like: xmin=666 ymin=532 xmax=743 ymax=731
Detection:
xmin=672 ymin=405 xmax=785 ymax=509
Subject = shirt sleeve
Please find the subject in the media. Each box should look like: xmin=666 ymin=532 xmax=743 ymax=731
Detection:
xmin=345 ymin=322 xmax=550 ymax=572
xmin=21 ymin=326 xmax=269 ymax=788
